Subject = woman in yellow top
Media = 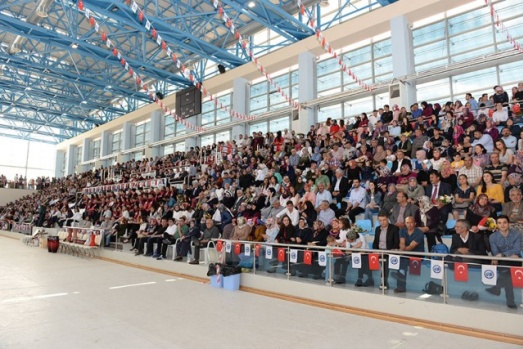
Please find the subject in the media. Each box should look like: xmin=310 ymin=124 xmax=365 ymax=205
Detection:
xmin=476 ymin=171 xmax=504 ymax=212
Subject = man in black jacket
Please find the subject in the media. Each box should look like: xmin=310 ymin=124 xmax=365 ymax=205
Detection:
xmin=448 ymin=219 xmax=488 ymax=266
xmin=372 ymin=212 xmax=400 ymax=290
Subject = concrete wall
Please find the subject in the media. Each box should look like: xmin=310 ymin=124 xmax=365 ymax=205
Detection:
xmin=0 ymin=189 xmax=37 ymax=206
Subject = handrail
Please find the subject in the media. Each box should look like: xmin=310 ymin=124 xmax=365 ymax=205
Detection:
xmin=212 ymin=238 xmax=523 ymax=264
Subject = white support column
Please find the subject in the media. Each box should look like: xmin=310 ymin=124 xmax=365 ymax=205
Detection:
xmin=55 ymin=150 xmax=65 ymax=178
xmin=120 ymin=122 xmax=132 ymax=163
xmin=80 ymin=138 xmax=91 ymax=172
xmin=232 ymin=77 xmax=249 ymax=142
xmin=147 ymin=111 xmax=163 ymax=158
xmin=390 ymin=15 xmax=416 ymax=107
xmin=295 ymin=51 xmax=317 ymax=135
xmin=65 ymin=144 xmax=75 ymax=176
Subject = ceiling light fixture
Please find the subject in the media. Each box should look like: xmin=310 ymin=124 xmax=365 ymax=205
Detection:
xmin=248 ymin=1 xmax=255 ymax=8
xmin=319 ymin=0 xmax=329 ymax=7
xmin=71 ymin=43 xmax=78 ymax=49
xmin=81 ymin=100 xmax=87 ymax=104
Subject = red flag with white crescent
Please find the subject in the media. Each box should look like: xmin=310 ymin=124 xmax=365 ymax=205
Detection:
xmin=511 ymin=267 xmax=523 ymax=288
xmin=304 ymin=250 xmax=312 ymax=265
xmin=277 ymin=248 xmax=285 ymax=262
xmin=369 ymin=253 xmax=380 ymax=270
xmin=454 ymin=262 xmax=468 ymax=282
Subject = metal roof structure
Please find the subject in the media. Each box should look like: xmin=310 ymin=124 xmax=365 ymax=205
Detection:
xmin=0 ymin=0 xmax=384 ymax=144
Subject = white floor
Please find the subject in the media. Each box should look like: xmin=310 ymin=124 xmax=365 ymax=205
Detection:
xmin=0 ymin=236 xmax=519 ymax=349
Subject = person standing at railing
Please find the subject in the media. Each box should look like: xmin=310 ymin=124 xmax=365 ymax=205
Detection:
xmin=486 ymin=215 xmax=522 ymax=309
xmin=372 ymin=212 xmax=400 ymax=290
xmin=393 ymin=216 xmax=425 ymax=293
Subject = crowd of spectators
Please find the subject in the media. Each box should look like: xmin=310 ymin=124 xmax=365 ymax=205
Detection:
xmin=1 ymin=83 xmax=523 ymax=308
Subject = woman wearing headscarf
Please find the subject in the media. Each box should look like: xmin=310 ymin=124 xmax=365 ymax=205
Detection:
xmin=452 ymin=125 xmax=464 ymax=146
xmin=440 ymin=159 xmax=458 ymax=192
xmin=418 ymin=196 xmax=443 ymax=252
xmin=466 ymin=193 xmax=497 ymax=231
xmin=406 ymin=177 xmax=425 ymax=204
xmin=504 ymin=173 xmax=523 ymax=202
xmin=373 ymin=145 xmax=387 ymax=165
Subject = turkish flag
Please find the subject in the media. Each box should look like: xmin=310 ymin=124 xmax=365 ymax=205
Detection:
xmin=304 ymin=250 xmax=312 ymax=265
xmin=216 ymin=241 xmax=223 ymax=252
xmin=277 ymin=248 xmax=286 ymax=262
xmin=234 ymin=243 xmax=241 ymax=255
xmin=454 ymin=262 xmax=469 ymax=282
xmin=368 ymin=253 xmax=380 ymax=271
xmin=511 ymin=267 xmax=523 ymax=288
xmin=333 ymin=249 xmax=344 ymax=257
xmin=409 ymin=257 xmax=422 ymax=275
xmin=255 ymin=245 xmax=261 ymax=257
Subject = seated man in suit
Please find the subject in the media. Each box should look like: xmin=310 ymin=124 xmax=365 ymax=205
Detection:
xmin=331 ymin=169 xmax=349 ymax=203
xmin=391 ymin=150 xmax=411 ymax=176
xmin=448 ymin=219 xmax=488 ymax=266
xmin=372 ymin=212 xmax=400 ymax=290
xmin=425 ymin=170 xmax=452 ymax=226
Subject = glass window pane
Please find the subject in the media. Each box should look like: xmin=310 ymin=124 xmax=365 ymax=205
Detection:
xmin=269 ymin=116 xmax=289 ymax=132
xmin=449 ymin=26 xmax=493 ymax=56
xmin=499 ymin=60 xmax=523 ymax=87
xmin=216 ymin=131 xmax=230 ymax=143
xmin=318 ymin=103 xmax=342 ymax=123
xmin=413 ymin=21 xmax=446 ymax=47
xmin=373 ymin=38 xmax=392 ymax=59
xmin=318 ymin=71 xmax=341 ymax=93
xmin=452 ymin=67 xmax=497 ymax=96
xmin=251 ymin=81 xmax=268 ymax=97
xmin=448 ymin=8 xmax=490 ymax=36
xmin=201 ymin=134 xmax=214 ymax=147
xmin=344 ymin=96 xmax=373 ymax=118
xmin=417 ymin=78 xmax=450 ymax=102
xmin=414 ymin=40 xmax=448 ymax=65
xmin=345 ymin=45 xmax=372 ymax=65
xmin=318 ymin=58 xmax=340 ymax=76
xmin=249 ymin=121 xmax=267 ymax=135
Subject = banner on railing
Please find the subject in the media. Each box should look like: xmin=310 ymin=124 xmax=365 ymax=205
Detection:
xmin=82 ymin=178 xmax=167 ymax=194
xmin=12 ymin=223 xmax=32 ymax=234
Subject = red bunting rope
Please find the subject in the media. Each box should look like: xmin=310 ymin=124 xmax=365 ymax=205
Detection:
xmin=296 ymin=0 xmax=374 ymax=92
xmin=209 ymin=0 xmax=301 ymax=110
xmin=485 ymin=0 xmax=523 ymax=53
xmin=78 ymin=1 xmax=205 ymax=132
xmin=121 ymin=0 xmax=258 ymax=121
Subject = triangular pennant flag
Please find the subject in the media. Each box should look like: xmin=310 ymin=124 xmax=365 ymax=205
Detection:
xmin=409 ymin=257 xmax=422 ymax=275
xmin=225 ymin=241 xmax=231 ymax=253
xmin=454 ymin=262 xmax=468 ymax=282
xmin=510 ymin=267 xmax=523 ymax=288
xmin=234 ymin=243 xmax=241 ymax=255
xmin=369 ymin=253 xmax=380 ymax=270
xmin=430 ymin=259 xmax=444 ymax=280
xmin=277 ymin=248 xmax=286 ymax=262
xmin=304 ymin=250 xmax=312 ymax=265
xmin=244 ymin=244 xmax=251 ymax=256
xmin=351 ymin=253 xmax=362 ymax=269
xmin=289 ymin=249 xmax=298 ymax=263
xmin=388 ymin=254 xmax=400 ymax=270
xmin=265 ymin=246 xmax=273 ymax=259
xmin=318 ymin=251 xmax=327 ymax=267
xmin=481 ymin=265 xmax=497 ymax=285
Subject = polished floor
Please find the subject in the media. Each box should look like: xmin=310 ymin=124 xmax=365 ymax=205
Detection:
xmin=0 ymin=236 xmax=520 ymax=349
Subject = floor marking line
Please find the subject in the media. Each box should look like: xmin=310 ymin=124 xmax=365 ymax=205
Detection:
xmin=109 ymin=281 xmax=156 ymax=290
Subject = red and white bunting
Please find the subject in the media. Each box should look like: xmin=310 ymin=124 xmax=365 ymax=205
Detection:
xmin=296 ymin=0 xmax=373 ymax=92
xmin=79 ymin=3 xmax=203 ymax=132
xmin=485 ymin=0 xmax=523 ymax=54
xmin=210 ymin=1 xmax=301 ymax=111
xmin=122 ymin=1 xmax=259 ymax=121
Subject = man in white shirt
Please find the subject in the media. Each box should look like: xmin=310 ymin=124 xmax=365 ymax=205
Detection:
xmin=315 ymin=182 xmax=332 ymax=208
xmin=471 ymin=130 xmax=494 ymax=153
xmin=317 ymin=200 xmax=336 ymax=227
xmin=500 ymin=127 xmax=517 ymax=152
xmin=276 ymin=201 xmax=299 ymax=226
xmin=368 ymin=110 xmax=379 ymax=127
xmin=343 ymin=179 xmax=367 ymax=223
xmin=492 ymin=103 xmax=508 ymax=125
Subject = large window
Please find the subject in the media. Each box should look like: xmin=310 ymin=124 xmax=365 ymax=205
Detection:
xmin=413 ymin=0 xmax=523 ymax=73
xmin=201 ymin=92 xmax=232 ymax=127
xmin=0 ymin=138 xmax=56 ymax=181
xmin=112 ymin=132 xmax=122 ymax=154
xmin=250 ymin=70 xmax=298 ymax=115
xmin=134 ymin=121 xmax=151 ymax=147
xmin=91 ymin=139 xmax=101 ymax=160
